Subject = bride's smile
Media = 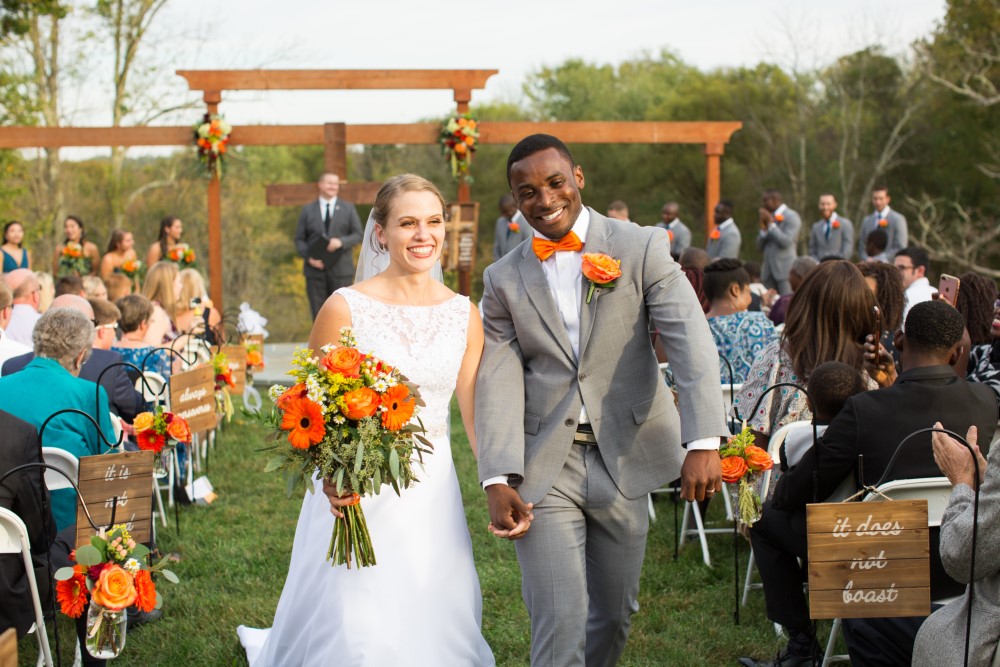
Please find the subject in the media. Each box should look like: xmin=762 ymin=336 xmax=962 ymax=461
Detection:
xmin=377 ymin=190 xmax=445 ymax=272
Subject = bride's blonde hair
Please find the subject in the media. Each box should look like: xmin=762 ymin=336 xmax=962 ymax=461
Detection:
xmin=371 ymin=174 xmax=446 ymax=230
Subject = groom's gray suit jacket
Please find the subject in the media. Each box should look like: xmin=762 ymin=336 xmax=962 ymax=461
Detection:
xmin=476 ymin=209 xmax=729 ymax=504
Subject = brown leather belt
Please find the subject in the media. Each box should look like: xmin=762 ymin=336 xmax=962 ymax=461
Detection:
xmin=573 ymin=424 xmax=597 ymax=445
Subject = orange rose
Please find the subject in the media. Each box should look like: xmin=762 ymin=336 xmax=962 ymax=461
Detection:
xmin=581 ymin=253 xmax=622 ymax=285
xmin=720 ymin=456 xmax=749 ymax=484
xmin=467 ymin=120 xmax=478 ymax=130
xmin=709 ymin=229 xmax=721 ymax=240
xmin=878 ymin=218 xmax=888 ymax=228
xmin=277 ymin=383 xmax=308 ymax=409
xmin=464 ymin=135 xmax=475 ymax=146
xmin=133 ymin=569 xmax=157 ymax=613
xmin=341 ymin=387 xmax=380 ymax=421
xmin=454 ymin=142 xmax=467 ymax=155
xmin=321 ymin=347 xmax=363 ymax=378
xmin=133 ymin=412 xmax=155 ymax=433
xmin=91 ymin=564 xmax=137 ymax=611
xmin=166 ymin=416 xmax=192 ymax=444
xmin=745 ymin=445 xmax=773 ymax=472
xmin=246 ymin=349 xmax=263 ymax=367
xmin=774 ymin=213 xmax=784 ymax=222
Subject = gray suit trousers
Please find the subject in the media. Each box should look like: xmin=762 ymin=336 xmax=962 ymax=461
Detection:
xmin=515 ymin=443 xmax=648 ymax=667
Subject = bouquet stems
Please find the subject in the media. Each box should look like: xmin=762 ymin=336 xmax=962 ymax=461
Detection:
xmin=327 ymin=503 xmax=375 ymax=568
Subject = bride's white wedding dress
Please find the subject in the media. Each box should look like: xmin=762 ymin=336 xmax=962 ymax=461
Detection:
xmin=238 ymin=287 xmax=494 ymax=666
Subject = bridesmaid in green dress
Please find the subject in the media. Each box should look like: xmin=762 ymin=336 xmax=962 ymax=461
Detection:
xmin=1 ymin=221 xmax=31 ymax=273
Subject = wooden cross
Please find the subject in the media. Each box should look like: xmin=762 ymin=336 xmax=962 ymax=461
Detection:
xmin=264 ymin=122 xmax=382 ymax=207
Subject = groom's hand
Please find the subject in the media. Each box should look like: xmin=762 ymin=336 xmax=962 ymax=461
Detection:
xmin=680 ymin=449 xmax=723 ymax=502
xmin=485 ymin=484 xmax=534 ymax=540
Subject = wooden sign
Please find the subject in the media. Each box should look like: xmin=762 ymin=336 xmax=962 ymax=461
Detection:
xmin=169 ymin=363 xmax=216 ymax=433
xmin=75 ymin=450 xmax=154 ymax=549
xmin=242 ymin=334 xmax=265 ymax=372
xmin=807 ymin=500 xmax=930 ymax=619
xmin=221 ymin=344 xmax=248 ymax=395
xmin=442 ymin=202 xmax=479 ymax=271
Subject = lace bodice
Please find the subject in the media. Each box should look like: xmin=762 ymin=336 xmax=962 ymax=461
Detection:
xmin=336 ymin=287 xmax=469 ymax=437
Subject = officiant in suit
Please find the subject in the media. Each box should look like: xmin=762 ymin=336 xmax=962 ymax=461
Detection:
xmin=477 ymin=134 xmax=728 ymax=667
xmin=294 ymin=172 xmax=364 ymax=319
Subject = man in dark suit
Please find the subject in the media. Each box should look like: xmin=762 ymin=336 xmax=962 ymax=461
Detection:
xmin=294 ymin=172 xmax=364 ymax=319
xmin=739 ymin=300 xmax=998 ymax=667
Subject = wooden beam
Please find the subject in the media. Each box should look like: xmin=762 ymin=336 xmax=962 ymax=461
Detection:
xmin=176 ymin=69 xmax=498 ymax=92
xmin=266 ymin=182 xmax=382 ymax=207
xmin=323 ymin=123 xmax=346 ymax=176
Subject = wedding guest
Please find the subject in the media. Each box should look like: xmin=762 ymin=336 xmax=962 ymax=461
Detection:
xmin=858 ymin=185 xmax=908 ymax=260
xmin=679 ymin=246 xmax=710 ymax=271
xmin=864 ymin=228 xmax=889 ymax=263
xmin=3 ymin=269 xmax=41 ymax=346
xmin=606 ymin=200 xmax=629 ymax=221
xmin=858 ymin=261 xmax=906 ymax=365
xmin=656 ymin=202 xmax=691 ymax=259
xmin=0 ymin=308 xmax=114 ymax=531
xmin=105 ymin=272 xmax=132 ymax=302
xmin=0 ymin=281 xmax=29 ymax=373
xmin=293 ymin=172 xmax=364 ymax=320
xmin=733 ymin=261 xmax=882 ymax=442
xmin=743 ymin=260 xmax=768 ymax=313
xmin=140 ymin=261 xmax=181 ymax=345
xmin=99 ymin=228 xmax=138 ymax=280
xmin=146 ymin=216 xmax=184 ymax=266
xmin=966 ymin=298 xmax=1000 ymax=412
xmin=52 ymin=215 xmax=99 ymax=277
xmin=1 ymin=221 xmax=31 ymax=273
xmin=82 ymin=275 xmax=108 ymax=300
xmin=175 ymin=268 xmax=221 ymax=342
xmin=492 ymin=193 xmax=530 ymax=260
xmin=703 ymin=259 xmax=778 ymax=385
xmin=912 ymin=424 xmax=1000 ymax=665
xmin=808 ymin=193 xmax=854 ymax=260
xmin=895 ymin=246 xmax=937 ymax=325
xmin=34 ymin=271 xmax=54 ymax=312
xmin=767 ymin=256 xmax=818 ymax=326
xmin=954 ymin=272 xmax=997 ymax=347
xmin=706 ymin=199 xmax=741 ymax=259
xmin=112 ymin=294 xmax=171 ymax=378
xmin=55 ymin=274 xmax=85 ymax=297
xmin=757 ymin=189 xmax=802 ymax=295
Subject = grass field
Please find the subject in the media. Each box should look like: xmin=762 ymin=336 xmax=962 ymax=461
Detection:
xmin=17 ymin=404 xmax=830 ymax=666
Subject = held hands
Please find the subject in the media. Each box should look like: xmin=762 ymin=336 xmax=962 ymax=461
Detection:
xmin=932 ymin=422 xmax=987 ymax=489
xmin=758 ymin=207 xmax=773 ymax=231
xmin=327 ymin=237 xmax=343 ymax=253
xmin=321 ymin=478 xmax=360 ymax=519
xmin=307 ymin=257 xmax=325 ymax=270
xmin=863 ymin=334 xmax=896 ymax=387
xmin=485 ymin=484 xmax=534 ymax=540
xmin=680 ymin=449 xmax=723 ymax=502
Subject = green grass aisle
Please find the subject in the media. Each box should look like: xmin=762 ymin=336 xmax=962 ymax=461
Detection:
xmin=20 ymin=404 xmax=803 ymax=666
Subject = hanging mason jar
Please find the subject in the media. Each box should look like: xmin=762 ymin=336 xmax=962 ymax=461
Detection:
xmin=85 ymin=601 xmax=127 ymax=659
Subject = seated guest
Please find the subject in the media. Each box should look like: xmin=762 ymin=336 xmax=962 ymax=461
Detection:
xmin=966 ymin=296 xmax=1000 ymax=414
xmin=82 ymin=275 xmax=108 ymax=300
xmin=912 ymin=425 xmax=1000 ymax=665
xmin=55 ymin=273 xmax=85 ymax=297
xmin=863 ymin=228 xmax=889 ymax=263
xmin=104 ymin=272 xmax=132 ymax=303
xmin=767 ymin=256 xmax=818 ymax=326
xmin=112 ymin=294 xmax=171 ymax=378
xmin=3 ymin=295 xmax=144 ymax=423
xmin=34 ymin=271 xmax=54 ymax=312
xmin=858 ymin=260 xmax=906 ymax=361
xmin=175 ymin=268 xmax=222 ymax=342
xmin=606 ymin=199 xmax=629 ymax=221
xmin=141 ymin=261 xmax=181 ymax=345
xmin=3 ymin=268 xmax=41 ymax=346
xmin=739 ymin=301 xmax=998 ymax=667
xmin=0 ymin=281 xmax=30 ymax=373
xmin=743 ymin=260 xmax=766 ymax=312
xmin=954 ymin=271 xmax=997 ymax=347
xmin=0 ymin=308 xmax=115 ymax=531
xmin=703 ymin=259 xmax=778 ymax=385
xmin=679 ymin=246 xmax=710 ymax=272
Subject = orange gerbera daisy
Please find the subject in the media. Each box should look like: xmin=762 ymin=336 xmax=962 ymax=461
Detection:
xmin=280 ymin=397 xmax=326 ymax=449
xmin=136 ymin=429 xmax=166 ymax=453
xmin=56 ymin=568 xmax=89 ymax=618
xmin=133 ymin=570 xmax=157 ymax=613
xmin=380 ymin=385 xmax=415 ymax=431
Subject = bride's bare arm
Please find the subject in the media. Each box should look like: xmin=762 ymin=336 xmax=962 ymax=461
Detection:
xmin=456 ymin=302 xmax=484 ymax=458
xmin=309 ymin=293 xmax=352 ymax=352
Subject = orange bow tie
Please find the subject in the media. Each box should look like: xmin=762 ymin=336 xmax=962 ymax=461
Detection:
xmin=532 ymin=231 xmax=583 ymax=261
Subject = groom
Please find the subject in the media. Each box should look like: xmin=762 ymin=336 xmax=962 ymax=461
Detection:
xmin=476 ymin=134 xmax=728 ymax=666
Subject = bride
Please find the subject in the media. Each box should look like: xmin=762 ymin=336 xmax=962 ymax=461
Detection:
xmin=238 ymin=174 xmax=494 ymax=666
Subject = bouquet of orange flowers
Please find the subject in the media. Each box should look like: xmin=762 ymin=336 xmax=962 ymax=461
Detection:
xmin=166 ymin=243 xmax=196 ymax=268
xmin=213 ymin=351 xmax=235 ymax=422
xmin=440 ymin=113 xmax=479 ymax=182
xmin=55 ymin=523 xmax=178 ymax=659
xmin=720 ymin=424 xmax=773 ymax=525
xmin=58 ymin=242 xmax=89 ymax=276
xmin=119 ymin=258 xmax=143 ymax=280
xmin=258 ymin=327 xmax=431 ymax=568
xmin=134 ymin=407 xmax=192 ymax=478
xmin=194 ymin=112 xmax=232 ymax=178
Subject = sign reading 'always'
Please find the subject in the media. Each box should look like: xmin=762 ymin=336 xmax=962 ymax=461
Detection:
xmin=169 ymin=363 xmax=216 ymax=433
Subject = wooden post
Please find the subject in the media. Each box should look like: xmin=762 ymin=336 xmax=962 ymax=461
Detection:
xmin=323 ymin=123 xmax=347 ymax=177
xmin=704 ymin=142 xmax=724 ymax=237
xmin=454 ymin=89 xmax=472 ymax=295
xmin=204 ymin=90 xmax=224 ymax=312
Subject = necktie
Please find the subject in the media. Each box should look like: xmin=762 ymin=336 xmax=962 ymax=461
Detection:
xmin=825 ymin=219 xmax=831 ymax=240
xmin=324 ymin=203 xmax=332 ymax=236
xmin=532 ymin=231 xmax=583 ymax=261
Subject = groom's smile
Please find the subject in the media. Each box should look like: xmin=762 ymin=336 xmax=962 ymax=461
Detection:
xmin=509 ymin=147 xmax=585 ymax=240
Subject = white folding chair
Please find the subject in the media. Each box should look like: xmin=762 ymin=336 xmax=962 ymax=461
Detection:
xmin=40 ymin=447 xmax=79 ymax=493
xmin=0 ymin=508 xmax=54 ymax=667
xmin=822 ymin=477 xmax=954 ymax=666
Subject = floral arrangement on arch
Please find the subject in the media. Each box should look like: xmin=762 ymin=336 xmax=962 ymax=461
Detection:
xmin=439 ymin=113 xmax=479 ymax=182
xmin=193 ymin=113 xmax=232 ymax=178
xmin=55 ymin=523 xmax=179 ymax=659
xmin=720 ymin=423 xmax=774 ymax=525
xmin=257 ymin=327 xmax=432 ymax=568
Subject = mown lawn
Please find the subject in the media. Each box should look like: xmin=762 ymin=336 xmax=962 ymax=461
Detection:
xmin=18 ymin=404 xmax=832 ymax=666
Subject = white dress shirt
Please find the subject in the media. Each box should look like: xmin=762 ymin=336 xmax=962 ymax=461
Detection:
xmin=902 ymin=277 xmax=937 ymax=328
xmin=5 ymin=304 xmax=40 ymax=347
xmin=319 ymin=196 xmax=338 ymax=229
xmin=0 ymin=328 xmax=30 ymax=376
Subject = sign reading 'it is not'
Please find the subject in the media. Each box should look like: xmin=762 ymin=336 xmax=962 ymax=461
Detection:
xmin=806 ymin=500 xmax=930 ymax=619
xmin=75 ymin=450 xmax=154 ymax=549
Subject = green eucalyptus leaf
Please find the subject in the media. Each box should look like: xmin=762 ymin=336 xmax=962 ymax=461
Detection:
xmin=336 ymin=468 xmax=345 ymax=495
xmin=131 ymin=544 xmax=150 ymax=562
xmin=155 ymin=590 xmax=163 ymax=610
xmin=161 ymin=569 xmax=179 ymax=584
xmin=264 ymin=455 xmax=286 ymax=473
xmin=74 ymin=545 xmax=103 ymax=566
xmin=54 ymin=566 xmax=76 ymax=581
xmin=354 ymin=441 xmax=364 ymax=474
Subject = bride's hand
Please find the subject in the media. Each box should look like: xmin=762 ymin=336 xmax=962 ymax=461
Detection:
xmin=485 ymin=484 xmax=534 ymax=540
xmin=321 ymin=479 xmax=360 ymax=519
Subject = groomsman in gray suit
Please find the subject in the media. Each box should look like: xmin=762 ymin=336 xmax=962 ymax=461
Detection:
xmin=294 ymin=172 xmax=363 ymax=319
xmin=655 ymin=202 xmax=691 ymax=260
xmin=706 ymin=199 xmax=742 ymax=260
xmin=477 ymin=134 xmax=727 ymax=667
xmin=493 ymin=194 xmax=531 ymax=260
xmin=757 ymin=189 xmax=802 ymax=295
xmin=857 ymin=185 xmax=908 ymax=260
xmin=808 ymin=193 xmax=854 ymax=260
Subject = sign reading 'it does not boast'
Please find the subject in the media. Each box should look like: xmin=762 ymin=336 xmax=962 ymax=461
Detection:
xmin=806 ymin=500 xmax=930 ymax=619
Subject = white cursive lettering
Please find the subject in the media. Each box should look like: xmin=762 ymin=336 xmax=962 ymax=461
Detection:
xmin=841 ymin=580 xmax=900 ymax=604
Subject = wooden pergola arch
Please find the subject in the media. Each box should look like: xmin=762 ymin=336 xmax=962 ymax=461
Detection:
xmin=0 ymin=69 xmax=741 ymax=309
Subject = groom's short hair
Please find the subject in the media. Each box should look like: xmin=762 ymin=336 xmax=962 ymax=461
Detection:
xmin=506 ymin=134 xmax=575 ymax=186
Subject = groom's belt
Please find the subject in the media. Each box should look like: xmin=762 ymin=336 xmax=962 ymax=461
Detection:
xmin=573 ymin=423 xmax=597 ymax=446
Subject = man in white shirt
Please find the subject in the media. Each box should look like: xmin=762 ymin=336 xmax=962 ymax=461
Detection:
xmin=0 ymin=280 xmax=30 ymax=375
xmin=3 ymin=269 xmax=41 ymax=347
xmin=706 ymin=199 xmax=742 ymax=259
xmin=894 ymin=246 xmax=936 ymax=326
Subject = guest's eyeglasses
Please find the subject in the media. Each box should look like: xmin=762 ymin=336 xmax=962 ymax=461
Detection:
xmin=95 ymin=322 xmax=118 ymax=331
xmin=894 ymin=264 xmax=915 ymax=273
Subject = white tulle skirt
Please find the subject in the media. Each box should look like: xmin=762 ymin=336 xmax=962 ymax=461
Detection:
xmin=237 ymin=433 xmax=494 ymax=666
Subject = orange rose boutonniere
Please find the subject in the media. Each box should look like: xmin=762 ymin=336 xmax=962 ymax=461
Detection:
xmin=831 ymin=218 xmax=841 ymax=230
xmin=878 ymin=218 xmax=889 ymax=228
xmin=709 ymin=228 xmax=721 ymax=241
xmin=774 ymin=213 xmax=784 ymax=223
xmin=581 ymin=253 xmax=622 ymax=304
xmin=508 ymin=221 xmax=521 ymax=234
xmin=667 ymin=229 xmax=675 ymax=242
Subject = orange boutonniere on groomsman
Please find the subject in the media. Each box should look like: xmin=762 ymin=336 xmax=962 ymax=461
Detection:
xmin=709 ymin=228 xmax=721 ymax=240
xmin=508 ymin=220 xmax=520 ymax=234
xmin=831 ymin=217 xmax=841 ymax=230
xmin=774 ymin=213 xmax=784 ymax=223
xmin=581 ymin=253 xmax=622 ymax=304
xmin=878 ymin=218 xmax=889 ymax=228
